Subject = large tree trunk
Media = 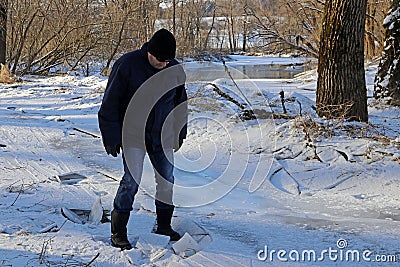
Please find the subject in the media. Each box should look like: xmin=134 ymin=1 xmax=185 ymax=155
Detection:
xmin=0 ymin=0 xmax=6 ymax=64
xmin=316 ymin=0 xmax=368 ymax=122
xmin=374 ymin=0 xmax=400 ymax=105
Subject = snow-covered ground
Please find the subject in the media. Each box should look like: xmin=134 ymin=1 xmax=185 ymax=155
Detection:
xmin=0 ymin=56 xmax=399 ymax=266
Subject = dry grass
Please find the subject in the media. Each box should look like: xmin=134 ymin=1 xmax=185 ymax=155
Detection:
xmin=0 ymin=64 xmax=19 ymax=84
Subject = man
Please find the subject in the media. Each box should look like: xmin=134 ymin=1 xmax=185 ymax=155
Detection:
xmin=98 ymin=29 xmax=188 ymax=250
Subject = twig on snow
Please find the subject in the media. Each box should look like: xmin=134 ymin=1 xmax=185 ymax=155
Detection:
xmin=279 ymin=90 xmax=287 ymax=114
xmin=72 ymin=128 xmax=100 ymax=139
xmin=84 ymin=252 xmax=100 ymax=267
xmin=10 ymin=183 xmax=24 ymax=206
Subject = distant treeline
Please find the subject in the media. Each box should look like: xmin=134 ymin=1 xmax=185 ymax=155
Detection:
xmin=2 ymin=0 xmax=390 ymax=74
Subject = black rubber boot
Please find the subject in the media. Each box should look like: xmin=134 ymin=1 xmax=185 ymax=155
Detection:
xmin=155 ymin=207 xmax=181 ymax=241
xmin=111 ymin=210 xmax=132 ymax=250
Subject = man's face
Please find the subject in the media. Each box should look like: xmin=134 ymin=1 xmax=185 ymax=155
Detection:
xmin=148 ymin=52 xmax=170 ymax=70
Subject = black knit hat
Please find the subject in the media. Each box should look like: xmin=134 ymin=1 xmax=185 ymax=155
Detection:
xmin=147 ymin=29 xmax=176 ymax=62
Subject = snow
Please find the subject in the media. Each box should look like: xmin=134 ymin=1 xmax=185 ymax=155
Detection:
xmin=0 ymin=56 xmax=399 ymax=266
xmin=383 ymin=7 xmax=400 ymax=27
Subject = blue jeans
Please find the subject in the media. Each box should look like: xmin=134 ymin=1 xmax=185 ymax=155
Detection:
xmin=113 ymin=148 xmax=175 ymax=212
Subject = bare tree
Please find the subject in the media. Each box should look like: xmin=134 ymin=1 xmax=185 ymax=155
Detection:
xmin=101 ymin=1 xmax=134 ymax=71
xmin=374 ymin=0 xmax=400 ymax=105
xmin=316 ymin=0 xmax=368 ymax=122
xmin=0 ymin=0 xmax=392 ymax=75
xmin=0 ymin=0 xmax=6 ymax=64
xmin=7 ymin=0 xmax=100 ymax=74
xmin=245 ymin=0 xmax=323 ymax=57
xmin=203 ymin=1 xmax=217 ymax=50
xmin=364 ymin=1 xmax=391 ymax=61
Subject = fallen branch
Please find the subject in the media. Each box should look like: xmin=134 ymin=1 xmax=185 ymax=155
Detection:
xmin=73 ymin=128 xmax=100 ymax=139
xmin=297 ymin=100 xmax=302 ymax=116
xmin=207 ymin=83 xmax=256 ymax=120
xmin=10 ymin=183 xmax=24 ymax=206
xmin=279 ymin=91 xmax=287 ymax=114
xmin=222 ymin=60 xmax=254 ymax=108
xmin=97 ymin=171 xmax=118 ymax=181
xmin=84 ymin=252 xmax=100 ymax=267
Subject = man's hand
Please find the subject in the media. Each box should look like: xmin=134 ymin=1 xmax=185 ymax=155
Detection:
xmin=105 ymin=144 xmax=122 ymax=157
xmin=174 ymin=139 xmax=183 ymax=152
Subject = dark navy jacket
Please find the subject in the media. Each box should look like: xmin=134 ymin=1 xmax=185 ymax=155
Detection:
xmin=98 ymin=43 xmax=187 ymax=152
